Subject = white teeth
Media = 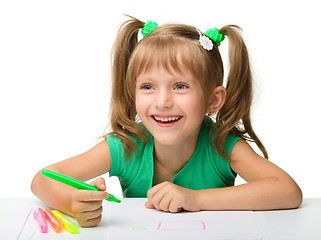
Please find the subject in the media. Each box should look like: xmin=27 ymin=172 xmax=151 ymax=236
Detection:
xmin=154 ymin=116 xmax=180 ymax=122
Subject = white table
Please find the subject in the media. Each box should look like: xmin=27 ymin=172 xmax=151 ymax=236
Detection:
xmin=1 ymin=198 xmax=320 ymax=240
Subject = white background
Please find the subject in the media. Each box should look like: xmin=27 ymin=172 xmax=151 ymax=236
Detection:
xmin=0 ymin=0 xmax=320 ymax=199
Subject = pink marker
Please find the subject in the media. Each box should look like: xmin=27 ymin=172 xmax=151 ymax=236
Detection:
xmin=33 ymin=208 xmax=48 ymax=233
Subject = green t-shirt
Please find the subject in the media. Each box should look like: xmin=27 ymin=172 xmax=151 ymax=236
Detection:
xmin=106 ymin=117 xmax=242 ymax=198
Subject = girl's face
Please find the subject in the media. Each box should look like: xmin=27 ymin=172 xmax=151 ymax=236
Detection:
xmin=135 ymin=66 xmax=207 ymax=148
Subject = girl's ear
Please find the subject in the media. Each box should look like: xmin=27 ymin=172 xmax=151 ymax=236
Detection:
xmin=207 ymin=86 xmax=226 ymax=115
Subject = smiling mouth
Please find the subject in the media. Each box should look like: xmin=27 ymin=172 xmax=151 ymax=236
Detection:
xmin=152 ymin=115 xmax=182 ymax=124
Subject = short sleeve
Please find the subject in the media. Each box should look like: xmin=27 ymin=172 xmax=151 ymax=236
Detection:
xmin=105 ymin=135 xmax=125 ymax=177
xmin=212 ymin=133 xmax=242 ymax=183
xmin=225 ymin=133 xmax=242 ymax=156
xmin=201 ymin=117 xmax=241 ymax=182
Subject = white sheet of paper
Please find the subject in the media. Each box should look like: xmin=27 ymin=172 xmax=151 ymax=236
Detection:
xmin=0 ymin=204 xmax=37 ymax=240
xmin=106 ymin=198 xmax=267 ymax=240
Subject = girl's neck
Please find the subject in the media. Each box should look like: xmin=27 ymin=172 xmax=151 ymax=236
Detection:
xmin=153 ymin=134 xmax=199 ymax=177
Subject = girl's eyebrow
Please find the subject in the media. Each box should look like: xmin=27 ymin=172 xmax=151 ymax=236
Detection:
xmin=137 ymin=75 xmax=193 ymax=83
xmin=136 ymin=77 xmax=155 ymax=85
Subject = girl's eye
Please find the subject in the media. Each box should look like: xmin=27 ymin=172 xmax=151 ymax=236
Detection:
xmin=142 ymin=85 xmax=154 ymax=90
xmin=175 ymin=84 xmax=188 ymax=90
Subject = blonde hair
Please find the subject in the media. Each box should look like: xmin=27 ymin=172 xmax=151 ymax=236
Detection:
xmin=106 ymin=16 xmax=268 ymax=161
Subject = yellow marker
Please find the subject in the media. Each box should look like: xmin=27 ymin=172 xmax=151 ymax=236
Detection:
xmin=52 ymin=210 xmax=79 ymax=234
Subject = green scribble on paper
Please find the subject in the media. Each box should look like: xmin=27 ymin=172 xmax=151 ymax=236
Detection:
xmin=131 ymin=226 xmax=147 ymax=230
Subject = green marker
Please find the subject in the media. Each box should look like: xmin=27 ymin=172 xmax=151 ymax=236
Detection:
xmin=42 ymin=169 xmax=121 ymax=203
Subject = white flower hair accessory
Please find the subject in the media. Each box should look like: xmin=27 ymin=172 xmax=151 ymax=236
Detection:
xmin=196 ymin=29 xmax=213 ymax=51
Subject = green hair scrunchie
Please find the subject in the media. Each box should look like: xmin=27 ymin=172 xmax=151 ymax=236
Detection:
xmin=205 ymin=28 xmax=225 ymax=46
xmin=141 ymin=20 xmax=158 ymax=37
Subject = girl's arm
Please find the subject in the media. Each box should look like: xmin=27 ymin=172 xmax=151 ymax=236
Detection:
xmin=145 ymin=140 xmax=302 ymax=212
xmin=31 ymin=139 xmax=111 ymax=227
xmin=198 ymin=140 xmax=303 ymax=210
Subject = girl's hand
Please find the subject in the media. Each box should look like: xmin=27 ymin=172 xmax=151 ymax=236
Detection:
xmin=70 ymin=177 xmax=108 ymax=227
xmin=145 ymin=181 xmax=201 ymax=213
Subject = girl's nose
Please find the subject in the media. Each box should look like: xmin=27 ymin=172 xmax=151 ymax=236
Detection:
xmin=155 ymin=89 xmax=173 ymax=109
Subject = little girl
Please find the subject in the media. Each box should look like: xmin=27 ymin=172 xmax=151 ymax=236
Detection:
xmin=31 ymin=16 xmax=302 ymax=227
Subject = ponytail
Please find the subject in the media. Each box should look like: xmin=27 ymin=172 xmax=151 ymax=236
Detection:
xmin=107 ymin=16 xmax=149 ymax=160
xmin=214 ymin=25 xmax=268 ymax=159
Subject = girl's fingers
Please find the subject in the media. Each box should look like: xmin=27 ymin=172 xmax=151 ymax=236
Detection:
xmin=158 ymin=191 xmax=173 ymax=212
xmin=147 ymin=181 xmax=170 ymax=204
xmin=76 ymin=189 xmax=109 ymax=202
xmin=79 ymin=200 xmax=103 ymax=212
xmin=72 ymin=197 xmax=103 ymax=214
xmin=147 ymin=182 xmax=172 ymax=211
xmin=80 ymin=214 xmax=102 ymax=228
xmin=145 ymin=201 xmax=155 ymax=209
xmin=76 ymin=206 xmax=103 ymax=228
xmin=147 ymin=181 xmax=169 ymax=197
xmin=80 ymin=205 xmax=103 ymax=219
xmin=90 ymin=177 xmax=106 ymax=191
xmin=169 ymin=197 xmax=183 ymax=213
xmin=71 ymin=186 xmax=106 ymax=227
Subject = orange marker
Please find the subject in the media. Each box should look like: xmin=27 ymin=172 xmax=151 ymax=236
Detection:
xmin=44 ymin=208 xmax=64 ymax=233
